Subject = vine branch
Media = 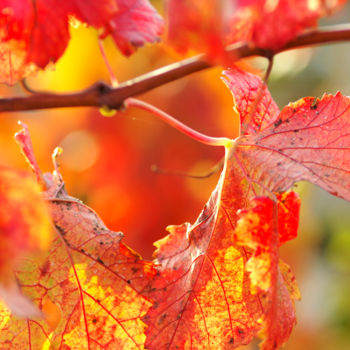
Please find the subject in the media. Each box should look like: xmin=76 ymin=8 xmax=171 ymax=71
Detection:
xmin=1 ymin=24 xmax=350 ymax=113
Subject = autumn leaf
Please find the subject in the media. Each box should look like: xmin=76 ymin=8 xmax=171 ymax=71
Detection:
xmin=224 ymin=68 xmax=350 ymax=346
xmin=0 ymin=124 xmax=156 ymax=349
xmin=100 ymin=0 xmax=164 ymax=56
xmin=235 ymin=100 xmax=350 ymax=200
xmin=226 ymin=0 xmax=343 ymax=50
xmin=143 ymin=67 xmax=350 ymax=349
xmin=0 ymin=0 xmax=163 ymax=84
xmin=142 ymin=146 xmax=301 ymax=349
xmin=222 ymin=68 xmax=350 ymax=201
xmin=234 ymin=193 xmax=301 ymax=349
xmin=165 ymin=0 xmax=228 ymax=60
xmin=0 ymin=166 xmax=51 ymax=318
xmin=221 ymin=68 xmax=280 ymax=134
xmin=142 ymin=138 xmax=301 ymax=349
xmin=166 ymin=0 xmax=344 ymax=58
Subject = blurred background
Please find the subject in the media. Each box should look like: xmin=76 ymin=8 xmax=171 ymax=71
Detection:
xmin=1 ymin=1 xmax=350 ymax=349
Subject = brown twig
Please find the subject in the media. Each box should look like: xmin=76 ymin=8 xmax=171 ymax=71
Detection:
xmin=1 ymin=24 xmax=350 ymax=113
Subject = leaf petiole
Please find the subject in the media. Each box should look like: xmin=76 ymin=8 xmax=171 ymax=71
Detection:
xmin=126 ymin=98 xmax=232 ymax=147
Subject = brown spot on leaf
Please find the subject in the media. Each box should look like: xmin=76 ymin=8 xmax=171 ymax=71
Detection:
xmin=274 ymin=119 xmax=282 ymax=127
xmin=55 ymin=224 xmax=66 ymax=236
xmin=310 ymin=98 xmax=318 ymax=110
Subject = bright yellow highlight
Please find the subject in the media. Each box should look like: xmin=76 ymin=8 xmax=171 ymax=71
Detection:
xmin=99 ymin=105 xmax=117 ymax=117
xmin=42 ymin=296 xmax=62 ymax=331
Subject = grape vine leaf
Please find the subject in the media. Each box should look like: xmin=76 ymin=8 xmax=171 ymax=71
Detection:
xmin=227 ymin=0 xmax=345 ymax=50
xmin=166 ymin=0 xmax=344 ymax=57
xmin=166 ymin=0 xmax=228 ymax=60
xmin=0 ymin=166 xmax=51 ymax=318
xmin=223 ymin=69 xmax=350 ymax=200
xmin=0 ymin=0 xmax=163 ymax=84
xmin=2 ymin=69 xmax=350 ymax=349
xmin=100 ymin=0 xmax=164 ymax=56
xmin=142 ymin=153 xmax=301 ymax=349
xmin=142 ymin=68 xmax=350 ymax=349
xmin=221 ymin=68 xmax=280 ymax=134
xmin=234 ymin=193 xmax=301 ymax=349
xmin=0 ymin=124 xmax=156 ymax=349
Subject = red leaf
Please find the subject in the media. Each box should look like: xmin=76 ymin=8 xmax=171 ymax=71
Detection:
xmin=0 ymin=124 xmax=156 ymax=348
xmin=166 ymin=0 xmax=228 ymax=60
xmin=235 ymin=92 xmax=350 ymax=201
xmin=227 ymin=0 xmax=319 ymax=50
xmin=143 ymin=148 xmax=300 ymax=348
xmin=222 ymin=68 xmax=280 ymax=135
xmin=0 ymin=0 xmax=163 ymax=84
xmin=166 ymin=0 xmax=344 ymax=58
xmin=101 ymin=0 xmax=163 ymax=56
xmin=0 ymin=166 xmax=51 ymax=280
xmin=234 ymin=193 xmax=301 ymax=349
xmin=143 ymin=68 xmax=350 ymax=349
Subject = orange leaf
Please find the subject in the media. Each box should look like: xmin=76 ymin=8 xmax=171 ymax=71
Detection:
xmin=143 ymin=149 xmax=300 ymax=348
xmin=0 ymin=166 xmax=51 ymax=318
xmin=234 ymin=194 xmax=301 ymax=348
xmin=0 ymin=124 xmax=156 ymax=349
xmin=0 ymin=167 xmax=51 ymax=281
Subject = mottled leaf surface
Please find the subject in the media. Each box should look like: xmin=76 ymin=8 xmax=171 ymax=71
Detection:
xmin=235 ymin=92 xmax=350 ymax=201
xmin=143 ymin=69 xmax=350 ymax=349
xmin=235 ymin=194 xmax=301 ymax=349
xmin=0 ymin=125 xmax=156 ymax=349
xmin=143 ymin=153 xmax=300 ymax=349
xmin=222 ymin=68 xmax=280 ymax=134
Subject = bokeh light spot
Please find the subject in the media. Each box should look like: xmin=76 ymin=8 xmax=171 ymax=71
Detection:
xmin=60 ymin=130 xmax=99 ymax=172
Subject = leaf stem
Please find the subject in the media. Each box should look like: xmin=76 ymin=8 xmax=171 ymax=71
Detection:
xmin=98 ymin=39 xmax=119 ymax=87
xmin=126 ymin=98 xmax=231 ymax=147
